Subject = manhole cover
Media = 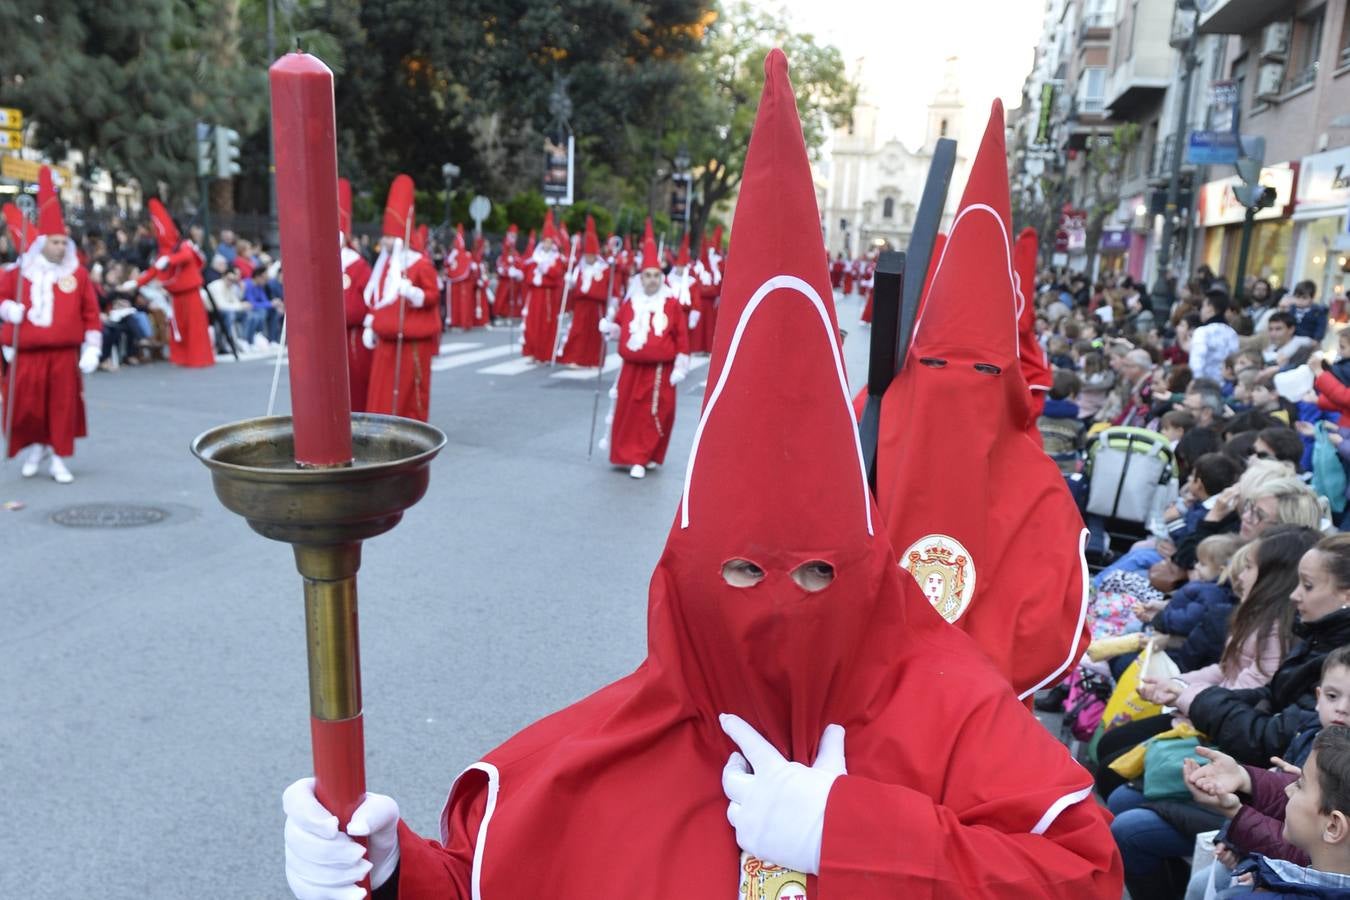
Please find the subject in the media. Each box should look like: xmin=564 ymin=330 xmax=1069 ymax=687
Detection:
xmin=51 ymin=503 xmax=169 ymax=528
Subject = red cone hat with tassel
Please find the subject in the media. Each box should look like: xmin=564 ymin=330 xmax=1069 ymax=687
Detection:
xmin=1014 ymin=226 xmax=1051 ymax=424
xmin=401 ymin=54 xmax=1114 ymax=900
xmin=381 ymin=174 xmax=414 ymax=240
xmin=582 ymin=215 xmax=600 ymax=255
xmin=337 ymin=177 xmax=353 ymax=242
xmin=147 ymin=198 xmax=180 ymax=253
xmin=875 ymin=102 xmax=1090 ymax=701
xmin=36 ymin=166 xmax=64 ymax=237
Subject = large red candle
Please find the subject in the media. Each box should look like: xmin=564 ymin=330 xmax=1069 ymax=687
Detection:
xmin=269 ymin=53 xmax=353 ymax=467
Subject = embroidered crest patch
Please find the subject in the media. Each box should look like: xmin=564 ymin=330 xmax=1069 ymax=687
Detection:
xmin=901 ymin=533 xmax=976 ymax=623
xmin=58 ymin=275 xmax=77 ymax=293
xmin=342 ymin=272 xmax=352 ymax=290
xmin=739 ymin=851 xmax=808 ymax=900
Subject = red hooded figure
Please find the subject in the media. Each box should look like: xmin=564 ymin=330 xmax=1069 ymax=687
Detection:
xmin=445 ymin=225 xmax=477 ymax=330
xmin=493 ymin=224 xmax=524 ymax=320
xmin=557 ymin=214 xmax=610 ymax=367
xmin=520 ymin=215 xmax=566 ymax=363
xmin=1015 ymin=226 xmax=1051 ymax=425
xmin=874 ymin=102 xmax=1092 ymax=703
xmin=136 ymin=197 xmax=213 ymax=367
xmin=691 ymin=224 xmax=724 ymax=354
xmin=338 ymin=177 xmax=373 ymax=412
xmin=0 ymin=167 xmax=101 ymax=477
xmin=362 ymin=174 xmax=440 ymax=420
xmin=280 ymin=51 xmax=1120 ymax=900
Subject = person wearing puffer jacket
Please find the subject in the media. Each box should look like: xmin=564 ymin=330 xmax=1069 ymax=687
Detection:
xmin=1189 ymin=534 xmax=1350 ymax=768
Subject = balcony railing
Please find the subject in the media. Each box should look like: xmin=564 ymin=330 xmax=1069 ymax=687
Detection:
xmin=1080 ymin=13 xmax=1112 ymax=40
xmin=1341 ymin=44 xmax=1350 ymax=68
xmin=1078 ymin=95 xmax=1106 ymax=115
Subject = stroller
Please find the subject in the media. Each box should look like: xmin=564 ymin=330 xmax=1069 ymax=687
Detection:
xmin=1080 ymin=426 xmax=1176 ymax=567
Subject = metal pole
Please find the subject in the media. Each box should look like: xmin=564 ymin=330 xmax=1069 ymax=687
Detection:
xmin=1234 ymin=205 xmax=1256 ymax=302
xmin=266 ymin=0 xmax=278 ymax=248
xmin=1150 ymin=15 xmax=1198 ymax=315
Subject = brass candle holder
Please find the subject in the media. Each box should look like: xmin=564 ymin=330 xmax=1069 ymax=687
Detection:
xmin=192 ymin=413 xmax=445 ymax=824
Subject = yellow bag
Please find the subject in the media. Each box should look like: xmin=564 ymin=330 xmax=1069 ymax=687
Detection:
xmin=1100 ymin=651 xmax=1180 ymax=733
xmin=1107 ymin=722 xmax=1202 ymax=780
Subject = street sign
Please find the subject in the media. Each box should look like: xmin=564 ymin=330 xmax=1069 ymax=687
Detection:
xmin=1186 ymin=130 xmax=1241 ymax=165
xmin=469 ymin=195 xmax=491 ymax=231
xmin=0 ymin=129 xmax=22 ymax=151
xmin=0 ymin=108 xmax=22 ymax=130
xmin=0 ymin=157 xmax=71 ymax=184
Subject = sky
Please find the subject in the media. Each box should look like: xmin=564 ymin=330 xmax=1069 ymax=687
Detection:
xmin=756 ymin=0 xmax=1048 ymax=151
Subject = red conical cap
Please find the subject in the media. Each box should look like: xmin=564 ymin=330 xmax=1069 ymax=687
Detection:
xmin=411 ymin=223 xmax=428 ymax=252
xmin=36 ymin=167 xmax=64 ymax=237
xmin=147 ymin=198 xmax=179 ymax=252
xmin=523 ymin=228 xmax=536 ymax=257
xmin=337 ymin=177 xmax=353 ymax=239
xmin=381 ymin=174 xmax=415 ymax=239
xmin=453 ymin=223 xmax=467 ymax=252
xmin=639 ymin=218 xmax=660 ymax=272
xmin=542 ymin=209 xmax=559 ymax=244
xmin=674 ymin=231 xmax=690 ymax=267
xmin=504 ymin=224 xmax=519 ymax=247
xmin=3 ymin=203 xmax=35 ymax=251
xmin=583 ymin=215 xmax=600 ymax=255
xmin=473 ymin=235 xmax=485 ymax=262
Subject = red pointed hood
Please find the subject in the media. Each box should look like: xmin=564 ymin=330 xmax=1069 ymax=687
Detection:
xmin=523 ymin=228 xmax=536 ymax=257
xmin=3 ymin=203 xmax=35 ymax=251
xmin=674 ymin=231 xmax=690 ymax=267
xmin=622 ymin=234 xmax=632 ymax=253
xmin=472 ymin=235 xmax=485 ymax=263
xmin=1014 ymin=226 xmax=1052 ymax=419
xmin=36 ymin=166 xmax=64 ymax=237
xmin=639 ymin=218 xmax=660 ymax=272
xmin=381 ymin=174 xmax=414 ymax=240
xmin=542 ymin=209 xmax=559 ymax=245
xmin=453 ymin=223 xmax=467 ymax=253
xmin=583 ymin=214 xmax=600 ymax=255
xmin=875 ymin=102 xmax=1090 ymax=699
xmin=504 ymin=224 xmax=519 ymax=248
xmin=558 ymin=218 xmax=571 ymax=250
xmin=337 ymin=177 xmax=353 ymax=240
xmin=411 ymin=223 xmax=428 ymax=252
xmin=148 ymin=198 xmax=179 ymax=252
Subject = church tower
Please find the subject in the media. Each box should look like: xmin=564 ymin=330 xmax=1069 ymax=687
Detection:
xmin=924 ymin=56 xmax=963 ymax=155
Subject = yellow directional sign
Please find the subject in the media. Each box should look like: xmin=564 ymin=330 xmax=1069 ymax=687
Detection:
xmin=0 ymin=129 xmax=22 ymax=151
xmin=0 ymin=108 xmax=22 ymax=130
xmin=0 ymin=157 xmax=70 ymax=184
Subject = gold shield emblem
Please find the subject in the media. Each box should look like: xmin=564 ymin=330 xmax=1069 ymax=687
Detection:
xmin=901 ymin=534 xmax=976 ymax=623
xmin=58 ymin=275 xmax=77 ymax=293
xmin=739 ymin=852 xmax=809 ymax=900
xmin=342 ymin=272 xmax=352 ymax=290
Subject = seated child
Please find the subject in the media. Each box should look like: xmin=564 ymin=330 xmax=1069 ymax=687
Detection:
xmin=1038 ymin=369 xmax=1085 ymax=472
xmin=1138 ymin=533 xmax=1241 ymax=671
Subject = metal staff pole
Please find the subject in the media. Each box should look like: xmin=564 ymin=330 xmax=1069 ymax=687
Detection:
xmin=3 ymin=221 xmax=32 ymax=469
xmin=549 ymin=234 xmax=580 ymax=367
xmin=588 ymin=260 xmax=619 ymax=457
xmin=390 ymin=216 xmax=413 ymax=414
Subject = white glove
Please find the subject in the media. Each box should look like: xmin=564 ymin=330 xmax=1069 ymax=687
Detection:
xmin=509 ymin=266 xmax=523 ymax=280
xmin=283 ymin=777 xmax=401 ymax=899
xmin=398 ymin=281 xmax=425 ymax=307
xmin=670 ymin=353 xmax=690 ymax=386
xmin=154 ymin=255 xmax=170 ymax=270
xmin=689 ymin=310 xmax=701 ymax=329
xmin=2 ymin=346 xmax=12 ymax=363
xmin=118 ymin=280 xmax=138 ymax=293
xmin=598 ymin=319 xmax=620 ymax=339
xmin=79 ymin=344 xmax=100 ymax=374
xmin=361 ymin=327 xmax=377 ymax=351
xmin=0 ymin=299 xmax=24 ymax=324
xmin=720 ymin=713 xmax=846 ymax=875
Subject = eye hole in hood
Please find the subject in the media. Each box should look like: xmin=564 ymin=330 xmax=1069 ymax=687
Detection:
xmin=919 ymin=357 xmax=947 ymax=368
xmin=721 ymin=558 xmax=766 ymax=588
xmin=974 ymin=363 xmax=1002 ymax=375
xmin=791 ymin=561 xmax=835 ymax=592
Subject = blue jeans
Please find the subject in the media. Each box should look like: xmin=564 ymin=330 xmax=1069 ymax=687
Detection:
xmin=245 ymin=307 xmax=279 ymax=343
xmin=1110 ymin=786 xmax=1194 ymax=895
xmin=1092 ymin=545 xmax=1164 ymax=589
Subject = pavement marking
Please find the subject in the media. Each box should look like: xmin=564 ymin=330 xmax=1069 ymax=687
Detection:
xmin=440 ymin=341 xmax=484 ymax=354
xmin=430 ymin=345 xmax=515 ymax=371
xmin=478 ymin=357 xmax=538 ymax=376
xmin=549 ymin=354 xmax=621 ymax=380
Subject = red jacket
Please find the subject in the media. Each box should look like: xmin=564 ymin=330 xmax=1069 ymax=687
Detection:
xmin=365 ymin=250 xmax=440 ymax=340
xmin=137 ymin=242 xmax=204 ymax=294
xmin=1315 ymin=371 xmax=1350 ymax=417
xmin=341 ymin=248 xmax=372 ymax=329
xmin=615 ymin=293 xmax=688 ymax=364
xmin=0 ymin=256 xmax=100 ymax=350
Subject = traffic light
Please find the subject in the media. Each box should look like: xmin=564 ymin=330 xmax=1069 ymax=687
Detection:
xmin=214 ymin=126 xmax=241 ymax=180
xmin=196 ymin=123 xmax=213 ymax=179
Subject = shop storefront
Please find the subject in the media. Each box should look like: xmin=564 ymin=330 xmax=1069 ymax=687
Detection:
xmin=1196 ymin=162 xmax=1298 ymax=290
xmin=1292 ymin=145 xmax=1350 ymax=313
xmin=1098 ymin=229 xmax=1130 ymax=276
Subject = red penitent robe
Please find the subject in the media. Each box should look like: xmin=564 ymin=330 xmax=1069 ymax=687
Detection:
xmin=365 ymin=249 xmax=440 ymax=421
xmin=557 ymin=257 xmax=611 ymax=367
xmin=138 ymin=242 xmax=214 ymax=367
xmin=494 ymin=248 xmax=524 ymax=319
xmin=520 ymin=249 xmax=565 ymax=362
xmin=0 ymin=250 xmax=100 ymax=457
xmin=444 ymin=248 xmax=476 ymax=329
xmin=342 ymin=247 xmax=373 ymax=413
xmin=608 ymin=290 xmax=688 ymax=467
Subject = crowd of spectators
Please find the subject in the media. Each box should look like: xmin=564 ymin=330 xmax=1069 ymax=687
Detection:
xmin=1029 ymin=265 xmax=1350 ymax=897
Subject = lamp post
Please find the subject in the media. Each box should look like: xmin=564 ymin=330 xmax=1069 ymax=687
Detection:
xmin=674 ymin=144 xmax=692 ymax=234
xmin=441 ymin=162 xmax=460 ymax=239
xmin=1150 ymin=0 xmax=1199 ymax=315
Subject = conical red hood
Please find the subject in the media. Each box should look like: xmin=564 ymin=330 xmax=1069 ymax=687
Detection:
xmin=504 ymin=224 xmax=518 ymax=247
xmin=337 ymin=177 xmax=353 ymax=239
xmin=412 ymin=223 xmax=428 ymax=252
xmin=36 ymin=166 xmax=64 ymax=237
xmin=3 ymin=203 xmax=35 ymax=251
xmin=656 ymin=48 xmax=913 ymax=761
xmin=472 ymin=235 xmax=485 ymax=262
xmin=674 ymin=231 xmax=690 ymax=267
xmin=639 ymin=218 xmax=659 ymax=271
xmin=1014 ymin=226 xmax=1051 ymax=421
xmin=381 ymin=174 xmax=414 ymax=239
xmin=583 ymin=214 xmax=600 ymax=255
xmin=875 ymin=101 xmax=1090 ymax=699
xmin=453 ymin=223 xmax=466 ymax=252
xmin=542 ymin=209 xmax=559 ymax=244
xmin=523 ymin=228 xmax=536 ymax=257
xmin=147 ymin=198 xmax=179 ymax=252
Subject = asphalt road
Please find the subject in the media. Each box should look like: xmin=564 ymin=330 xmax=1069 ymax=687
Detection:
xmin=1 ymin=291 xmax=884 ymax=898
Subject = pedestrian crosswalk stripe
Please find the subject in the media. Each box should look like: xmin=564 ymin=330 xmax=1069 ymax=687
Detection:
xmin=430 ymin=345 xmax=515 ymax=371
xmin=549 ymin=354 xmax=621 ymax=380
xmin=440 ymin=341 xmax=483 ymax=354
xmin=478 ymin=357 xmax=538 ymax=376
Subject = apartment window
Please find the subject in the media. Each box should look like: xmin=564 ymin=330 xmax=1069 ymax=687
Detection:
xmin=1079 ymin=67 xmax=1107 ymax=113
xmin=1290 ymin=9 xmax=1324 ymax=90
xmin=1340 ymin=1 xmax=1350 ymax=69
xmin=882 ymin=197 xmax=895 ymax=220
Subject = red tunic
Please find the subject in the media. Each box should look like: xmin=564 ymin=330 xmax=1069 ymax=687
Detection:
xmin=608 ymin=290 xmax=688 ymax=467
xmin=0 ymin=252 xmax=100 ymax=457
xmin=364 ymin=249 xmax=440 ymax=421
xmin=138 ymin=243 xmax=214 ymax=368
xmin=444 ymin=248 xmax=478 ymax=329
xmin=520 ymin=249 xmax=565 ymax=363
xmin=493 ymin=248 xmax=524 ymax=318
xmin=556 ymin=257 xmax=610 ymax=367
xmin=341 ymin=248 xmax=373 ymax=413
